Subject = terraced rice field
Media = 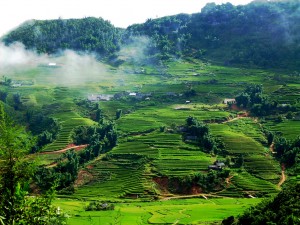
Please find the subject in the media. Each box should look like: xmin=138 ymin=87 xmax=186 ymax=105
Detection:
xmin=73 ymin=158 xmax=155 ymax=200
xmin=118 ymin=107 xmax=231 ymax=133
xmin=271 ymin=85 xmax=300 ymax=103
xmin=43 ymin=111 xmax=95 ymax=152
xmin=266 ymin=120 xmax=300 ymax=140
xmin=244 ymin=155 xmax=280 ymax=181
xmin=114 ymin=132 xmax=211 ymax=177
xmin=231 ymin=171 xmax=278 ymax=195
xmin=210 ymin=123 xmax=265 ymax=154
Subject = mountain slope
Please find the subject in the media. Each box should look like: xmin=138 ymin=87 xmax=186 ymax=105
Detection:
xmin=2 ymin=0 xmax=300 ymax=68
xmin=125 ymin=0 xmax=300 ymax=68
xmin=3 ymin=17 xmax=122 ymax=55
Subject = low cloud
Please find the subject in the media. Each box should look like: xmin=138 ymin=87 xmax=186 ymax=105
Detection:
xmin=118 ymin=36 xmax=151 ymax=64
xmin=0 ymin=42 xmax=108 ymax=86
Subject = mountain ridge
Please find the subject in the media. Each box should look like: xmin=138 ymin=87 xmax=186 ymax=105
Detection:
xmin=2 ymin=0 xmax=300 ymax=69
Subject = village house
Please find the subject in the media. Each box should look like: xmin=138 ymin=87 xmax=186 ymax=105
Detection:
xmin=208 ymin=160 xmax=225 ymax=170
xmin=129 ymin=92 xmax=137 ymax=97
xmin=223 ymin=98 xmax=236 ymax=104
xmin=128 ymin=92 xmax=152 ymax=99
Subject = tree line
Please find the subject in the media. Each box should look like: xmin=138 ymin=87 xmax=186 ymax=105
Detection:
xmin=2 ymin=0 xmax=300 ymax=68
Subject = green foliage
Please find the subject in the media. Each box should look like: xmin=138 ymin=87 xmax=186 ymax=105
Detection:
xmin=0 ymin=90 xmax=8 ymax=103
xmin=185 ymin=116 xmax=224 ymax=154
xmin=27 ymin=112 xmax=61 ymax=152
xmin=85 ymin=201 xmax=115 ymax=211
xmin=35 ymin=119 xmax=118 ymax=192
xmin=237 ymin=183 xmax=300 ymax=225
xmin=1 ymin=76 xmax=12 ymax=87
xmin=0 ymin=103 xmax=67 ymax=224
xmin=236 ymin=84 xmax=296 ymax=116
xmin=3 ymin=17 xmax=122 ymax=56
xmin=0 ymin=103 xmax=34 ymax=223
xmin=13 ymin=93 xmax=22 ymax=110
xmin=35 ymin=150 xmax=79 ymax=192
xmin=175 ymin=169 xmax=230 ymax=192
xmin=125 ymin=14 xmax=191 ymax=60
xmin=3 ymin=1 xmax=300 ymax=68
xmin=72 ymin=120 xmax=117 ymax=162
xmin=115 ymin=109 xmax=122 ymax=120
xmin=274 ymin=135 xmax=300 ymax=168
xmin=125 ymin=1 xmax=300 ymax=68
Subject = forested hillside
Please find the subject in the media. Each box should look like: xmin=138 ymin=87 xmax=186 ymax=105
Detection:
xmin=126 ymin=0 xmax=300 ymax=68
xmin=3 ymin=1 xmax=300 ymax=68
xmin=231 ymin=182 xmax=300 ymax=224
xmin=3 ymin=17 xmax=122 ymax=55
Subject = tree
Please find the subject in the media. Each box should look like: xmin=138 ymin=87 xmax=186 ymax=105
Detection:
xmin=235 ymin=93 xmax=250 ymax=107
xmin=0 ymin=103 xmax=66 ymax=224
xmin=0 ymin=90 xmax=8 ymax=103
xmin=237 ymin=183 xmax=300 ymax=225
xmin=0 ymin=102 xmax=34 ymax=223
xmin=12 ymin=93 xmax=22 ymax=110
xmin=116 ymin=109 xmax=122 ymax=120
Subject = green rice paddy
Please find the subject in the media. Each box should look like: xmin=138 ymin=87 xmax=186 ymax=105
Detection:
xmin=3 ymin=57 xmax=298 ymax=224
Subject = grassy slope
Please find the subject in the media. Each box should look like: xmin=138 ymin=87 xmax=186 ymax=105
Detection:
xmin=4 ymin=57 xmax=298 ymax=223
xmin=55 ymin=198 xmax=261 ymax=225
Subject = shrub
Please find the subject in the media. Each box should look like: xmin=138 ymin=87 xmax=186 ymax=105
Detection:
xmin=85 ymin=201 xmax=115 ymax=211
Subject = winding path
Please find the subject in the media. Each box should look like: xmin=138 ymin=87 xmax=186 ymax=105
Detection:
xmin=161 ymin=193 xmax=232 ymax=201
xmin=278 ymin=164 xmax=286 ymax=187
xmin=39 ymin=144 xmax=88 ymax=155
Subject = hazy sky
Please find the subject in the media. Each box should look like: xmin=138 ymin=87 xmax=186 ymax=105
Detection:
xmin=0 ymin=0 xmax=253 ymax=36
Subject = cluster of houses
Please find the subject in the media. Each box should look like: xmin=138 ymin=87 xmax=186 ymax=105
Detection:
xmin=87 ymin=94 xmax=114 ymax=101
xmin=0 ymin=79 xmax=34 ymax=88
xmin=127 ymin=92 xmax=152 ymax=100
xmin=87 ymin=92 xmax=152 ymax=102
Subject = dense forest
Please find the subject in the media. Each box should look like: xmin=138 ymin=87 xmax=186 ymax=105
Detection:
xmin=222 ymin=182 xmax=300 ymax=225
xmin=3 ymin=17 xmax=122 ymax=55
xmin=3 ymin=0 xmax=300 ymax=68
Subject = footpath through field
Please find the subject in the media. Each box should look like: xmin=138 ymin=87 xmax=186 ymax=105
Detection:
xmin=278 ymin=164 xmax=286 ymax=187
xmin=39 ymin=144 xmax=87 ymax=155
xmin=161 ymin=193 xmax=232 ymax=201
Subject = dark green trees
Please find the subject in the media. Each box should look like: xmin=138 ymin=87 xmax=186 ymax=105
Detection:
xmin=3 ymin=17 xmax=122 ymax=56
xmin=236 ymin=182 xmax=300 ymax=225
xmin=0 ymin=103 xmax=66 ymax=224
xmin=185 ymin=116 xmax=224 ymax=154
xmin=0 ymin=102 xmax=34 ymax=224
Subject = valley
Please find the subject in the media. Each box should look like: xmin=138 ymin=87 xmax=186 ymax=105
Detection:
xmin=2 ymin=56 xmax=299 ymax=224
xmin=0 ymin=1 xmax=300 ymax=224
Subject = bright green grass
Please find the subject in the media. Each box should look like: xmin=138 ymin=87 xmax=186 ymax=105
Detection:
xmin=244 ymin=154 xmax=280 ymax=181
xmin=113 ymin=132 xmax=212 ymax=177
xmin=231 ymin=171 xmax=278 ymax=195
xmin=34 ymin=153 xmax=64 ymax=166
xmin=271 ymin=85 xmax=300 ymax=103
xmin=72 ymin=158 xmax=154 ymax=200
xmin=226 ymin=118 xmax=266 ymax=144
xmin=75 ymin=132 xmax=212 ymax=199
xmin=210 ymin=123 xmax=265 ymax=154
xmin=118 ymin=107 xmax=231 ymax=133
xmin=266 ymin=120 xmax=300 ymax=140
xmin=43 ymin=111 xmax=95 ymax=152
xmin=210 ymin=120 xmax=281 ymax=182
xmin=55 ymin=198 xmax=261 ymax=225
